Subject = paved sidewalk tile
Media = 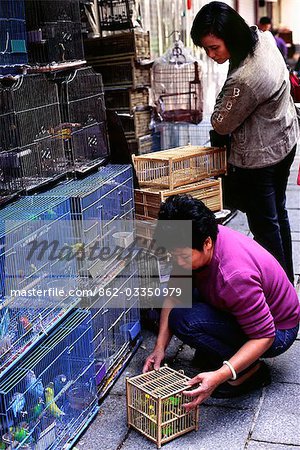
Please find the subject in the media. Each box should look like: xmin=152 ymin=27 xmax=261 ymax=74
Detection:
xmin=225 ymin=212 xmax=250 ymax=235
xmin=270 ymin=340 xmax=300 ymax=384
xmin=76 ymin=395 xmax=128 ymax=450
xmin=251 ymin=383 xmax=300 ymax=446
xmin=289 ymin=209 xmax=300 ymax=232
xmin=286 ymin=188 xmax=300 ymax=208
xmin=122 ymin=406 xmax=255 ymax=450
xmin=247 ymin=442 xmax=300 ymax=450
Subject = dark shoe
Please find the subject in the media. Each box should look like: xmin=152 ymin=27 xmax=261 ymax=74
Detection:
xmin=191 ymin=349 xmax=220 ymax=372
xmin=211 ymin=361 xmax=271 ymax=399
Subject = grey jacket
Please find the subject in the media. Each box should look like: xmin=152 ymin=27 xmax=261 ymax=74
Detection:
xmin=211 ymin=27 xmax=299 ymax=169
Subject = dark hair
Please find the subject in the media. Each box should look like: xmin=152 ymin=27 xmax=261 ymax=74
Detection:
xmin=259 ymin=16 xmax=272 ymax=25
xmin=154 ymin=194 xmax=219 ymax=252
xmin=191 ymin=1 xmax=258 ymax=68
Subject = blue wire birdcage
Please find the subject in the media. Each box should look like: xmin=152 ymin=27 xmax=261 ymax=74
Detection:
xmin=37 ymin=164 xmax=134 ymax=284
xmin=0 ymin=309 xmax=98 ymax=450
xmin=0 ymin=0 xmax=26 ymax=18
xmin=0 ymin=195 xmax=79 ymax=378
xmin=85 ymin=254 xmax=140 ymax=385
xmin=157 ymin=117 xmax=213 ymax=150
xmin=0 ymin=0 xmax=27 ymax=75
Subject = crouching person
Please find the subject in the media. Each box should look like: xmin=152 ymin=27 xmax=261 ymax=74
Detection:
xmin=143 ymin=195 xmax=300 ymax=408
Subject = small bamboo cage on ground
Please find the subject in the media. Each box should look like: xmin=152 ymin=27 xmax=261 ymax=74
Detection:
xmin=126 ymin=366 xmax=199 ymax=448
xmin=132 ymin=145 xmax=227 ymax=190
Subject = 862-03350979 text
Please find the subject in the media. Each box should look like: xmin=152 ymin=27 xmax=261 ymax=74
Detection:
xmin=96 ymin=287 xmax=182 ymax=298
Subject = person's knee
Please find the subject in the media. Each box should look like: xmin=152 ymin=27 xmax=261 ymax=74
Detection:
xmin=168 ymin=308 xmax=190 ymax=336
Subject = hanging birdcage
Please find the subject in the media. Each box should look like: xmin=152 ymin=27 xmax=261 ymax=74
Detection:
xmin=152 ymin=36 xmax=203 ymax=124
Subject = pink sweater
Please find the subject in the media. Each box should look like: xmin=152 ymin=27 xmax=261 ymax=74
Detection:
xmin=194 ymin=225 xmax=300 ymax=339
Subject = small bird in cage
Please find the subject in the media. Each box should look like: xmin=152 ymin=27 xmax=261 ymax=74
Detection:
xmin=30 ymin=398 xmax=45 ymax=421
xmin=45 ymin=383 xmax=65 ymax=418
xmin=29 ymin=263 xmax=38 ymax=274
xmin=25 ymin=370 xmax=44 ymax=403
xmin=12 ymin=423 xmax=31 ymax=445
xmin=18 ymin=316 xmax=33 ymax=335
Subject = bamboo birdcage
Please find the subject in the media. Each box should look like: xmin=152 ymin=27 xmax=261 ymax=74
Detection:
xmin=132 ymin=146 xmax=227 ymax=190
xmin=134 ymin=178 xmax=223 ymax=220
xmin=152 ymin=38 xmax=203 ymax=124
xmin=126 ymin=365 xmax=199 ymax=448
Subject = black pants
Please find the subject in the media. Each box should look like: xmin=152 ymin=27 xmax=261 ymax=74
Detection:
xmin=231 ymin=146 xmax=296 ymax=283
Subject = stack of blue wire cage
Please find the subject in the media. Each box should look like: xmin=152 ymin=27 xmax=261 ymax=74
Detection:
xmin=0 ymin=0 xmax=28 ymax=75
xmin=0 ymin=1 xmax=146 ymax=448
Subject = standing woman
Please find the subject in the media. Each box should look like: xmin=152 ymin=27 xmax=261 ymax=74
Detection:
xmin=191 ymin=1 xmax=299 ymax=283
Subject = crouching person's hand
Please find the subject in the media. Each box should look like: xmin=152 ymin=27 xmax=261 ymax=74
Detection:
xmin=143 ymin=347 xmax=165 ymax=373
xmin=182 ymin=371 xmax=222 ymax=411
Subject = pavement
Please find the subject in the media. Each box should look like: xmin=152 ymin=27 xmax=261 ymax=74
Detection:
xmin=76 ymin=145 xmax=300 ymax=450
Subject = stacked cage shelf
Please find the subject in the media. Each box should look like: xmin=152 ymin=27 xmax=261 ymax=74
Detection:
xmin=0 ymin=0 xmax=28 ymax=76
xmin=50 ymin=66 xmax=110 ymax=173
xmin=0 ymin=1 xmax=147 ymax=447
xmin=0 ymin=195 xmax=79 ymax=378
xmin=0 ymin=73 xmax=68 ymax=204
xmin=132 ymin=145 xmax=226 ymax=221
xmin=0 ymin=309 xmax=98 ymax=450
xmin=84 ymin=29 xmax=152 ymax=155
xmin=24 ymin=0 xmax=85 ymax=68
xmin=37 ymin=164 xmax=135 ymax=282
xmin=98 ymin=0 xmax=136 ymax=32
xmin=34 ymin=164 xmax=141 ymax=389
xmin=86 ymin=254 xmax=141 ymax=388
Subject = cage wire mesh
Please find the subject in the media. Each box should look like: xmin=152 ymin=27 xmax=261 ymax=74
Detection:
xmin=156 ymin=116 xmax=213 ymax=150
xmin=0 ymin=309 xmax=98 ymax=450
xmin=36 ymin=165 xmax=134 ymax=285
xmin=0 ymin=0 xmax=27 ymax=75
xmin=132 ymin=146 xmax=227 ymax=190
xmin=135 ymin=249 xmax=168 ymax=330
xmin=0 ymin=74 xmax=67 ymax=196
xmin=98 ymin=0 xmax=137 ymax=32
xmin=127 ymin=366 xmax=199 ymax=448
xmin=152 ymin=38 xmax=203 ymax=125
xmin=52 ymin=66 xmax=109 ymax=172
xmin=35 ymin=165 xmax=138 ymax=385
xmin=0 ymin=195 xmax=80 ymax=376
xmin=93 ymin=57 xmax=151 ymax=90
xmin=24 ymin=0 xmax=81 ymax=27
xmin=25 ymin=0 xmax=84 ymax=65
xmin=85 ymin=255 xmax=141 ymax=385
xmin=84 ymin=30 xmax=150 ymax=62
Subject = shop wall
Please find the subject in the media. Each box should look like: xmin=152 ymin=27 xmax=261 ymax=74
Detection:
xmin=280 ymin=0 xmax=300 ymax=44
xmin=238 ymin=0 xmax=256 ymax=26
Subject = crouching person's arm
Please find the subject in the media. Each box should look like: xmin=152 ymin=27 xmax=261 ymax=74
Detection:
xmin=143 ymin=296 xmax=178 ymax=373
xmin=183 ymin=336 xmax=274 ymax=410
